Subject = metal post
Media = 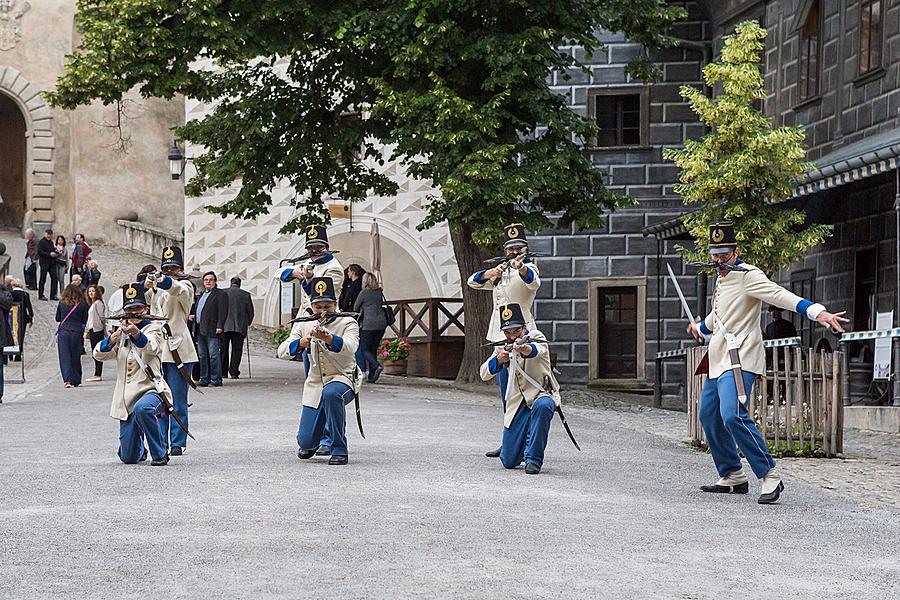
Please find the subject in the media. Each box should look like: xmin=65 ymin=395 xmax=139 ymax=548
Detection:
xmin=246 ymin=334 xmax=252 ymax=379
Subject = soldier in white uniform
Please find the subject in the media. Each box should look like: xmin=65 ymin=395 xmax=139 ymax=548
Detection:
xmin=143 ymin=246 xmax=198 ymax=457
xmin=687 ymin=222 xmax=848 ymax=504
xmin=479 ymin=303 xmax=560 ymax=475
xmin=277 ymin=277 xmax=360 ymax=465
xmin=94 ymin=283 xmax=175 ymax=466
xmin=467 ymin=224 xmax=540 ymax=458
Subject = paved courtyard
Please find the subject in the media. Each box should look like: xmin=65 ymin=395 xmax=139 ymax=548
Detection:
xmin=2 ymin=349 xmax=899 ymax=599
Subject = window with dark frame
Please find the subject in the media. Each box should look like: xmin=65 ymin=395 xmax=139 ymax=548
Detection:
xmin=798 ymin=0 xmax=820 ymax=101
xmin=859 ymin=0 xmax=883 ymax=75
xmin=595 ymin=94 xmax=642 ymax=147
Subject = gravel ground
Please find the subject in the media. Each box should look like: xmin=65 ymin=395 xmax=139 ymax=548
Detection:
xmin=1 ymin=352 xmax=899 ymax=599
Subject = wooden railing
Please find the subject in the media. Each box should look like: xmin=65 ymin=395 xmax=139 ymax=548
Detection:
xmin=687 ymin=345 xmax=844 ymax=457
xmin=384 ymin=297 xmax=464 ymax=341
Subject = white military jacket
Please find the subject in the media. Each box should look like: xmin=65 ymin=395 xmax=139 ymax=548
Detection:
xmin=146 ymin=276 xmax=198 ymax=364
xmin=280 ymin=255 xmax=345 ymax=314
xmin=93 ymin=321 xmax=173 ymax=421
xmin=277 ymin=314 xmax=360 ymax=409
xmin=698 ymin=262 xmax=825 ymax=379
xmin=479 ymin=328 xmax=561 ymax=428
xmin=467 ymin=259 xmax=540 ymax=342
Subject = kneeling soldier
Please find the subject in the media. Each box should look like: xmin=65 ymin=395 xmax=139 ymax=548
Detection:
xmin=480 ymin=303 xmax=560 ymax=475
xmin=277 ymin=277 xmax=360 ymax=465
xmin=94 ymin=283 xmax=174 ymax=466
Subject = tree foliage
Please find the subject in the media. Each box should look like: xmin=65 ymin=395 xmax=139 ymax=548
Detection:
xmin=663 ymin=20 xmax=831 ymax=275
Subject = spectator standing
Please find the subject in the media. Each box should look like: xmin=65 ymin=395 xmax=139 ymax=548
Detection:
xmin=54 ymin=235 xmax=69 ymax=293
xmin=84 ymin=285 xmax=107 ymax=382
xmin=56 ymin=284 xmax=88 ymax=388
xmin=106 ymin=280 xmax=125 ymax=331
xmin=0 ymin=282 xmax=13 ymax=402
xmin=339 ymin=264 xmax=365 ymax=313
xmin=70 ymin=233 xmax=91 ymax=281
xmin=221 ymin=277 xmax=254 ymax=379
xmin=37 ymin=229 xmax=59 ymax=301
xmin=23 ymin=228 xmax=38 ymax=290
xmin=9 ymin=278 xmax=33 ymax=361
xmin=82 ymin=260 xmax=101 ymax=290
xmin=190 ymin=271 xmax=228 ymax=386
xmin=353 ymin=273 xmax=388 ymax=383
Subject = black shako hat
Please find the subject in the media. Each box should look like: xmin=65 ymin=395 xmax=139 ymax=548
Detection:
xmin=709 ymin=221 xmax=737 ymax=254
xmin=498 ymin=303 xmax=526 ymax=331
xmin=305 ymin=225 xmax=329 ymax=249
xmin=309 ymin=277 xmax=337 ymax=304
xmin=122 ymin=282 xmax=148 ymax=309
xmin=503 ymin=223 xmax=528 ymax=249
xmin=161 ymin=245 xmax=184 ymax=269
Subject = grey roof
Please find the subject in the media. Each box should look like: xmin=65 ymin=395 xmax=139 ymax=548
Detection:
xmin=797 ymin=127 xmax=900 ymax=184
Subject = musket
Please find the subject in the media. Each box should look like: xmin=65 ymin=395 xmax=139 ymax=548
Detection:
xmin=287 ymin=311 xmax=359 ymax=325
xmin=483 ymin=252 xmax=539 ymax=265
xmin=481 ymin=336 xmax=548 ymax=349
xmin=104 ymin=313 xmax=170 ymax=322
xmin=686 ymin=261 xmax=748 ymax=272
xmin=283 ymin=250 xmax=341 ymax=264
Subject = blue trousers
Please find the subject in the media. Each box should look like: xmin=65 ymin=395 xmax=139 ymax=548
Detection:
xmin=57 ymin=330 xmax=83 ymax=386
xmin=494 ymin=367 xmax=508 ymax=446
xmin=118 ymin=392 xmax=167 ymax=463
xmin=302 ymin=350 xmax=335 ymax=449
xmin=500 ymin=396 xmax=555 ymax=469
xmin=297 ymin=382 xmax=354 ymax=457
xmin=0 ymin=355 xmax=4 ymax=398
xmin=699 ymin=370 xmax=776 ymax=479
xmin=163 ymin=362 xmax=193 ymax=449
xmin=197 ymin=334 xmax=222 ymax=385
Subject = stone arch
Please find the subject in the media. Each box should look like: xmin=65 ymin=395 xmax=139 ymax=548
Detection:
xmin=0 ymin=66 xmax=56 ymax=230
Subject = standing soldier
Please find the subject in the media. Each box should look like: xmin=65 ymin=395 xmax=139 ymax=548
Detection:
xmin=94 ymin=283 xmax=174 ymax=466
xmin=143 ymin=246 xmax=198 ymax=457
xmin=279 ymin=225 xmax=344 ymax=316
xmin=686 ymin=222 xmax=848 ymax=504
xmin=467 ymin=223 xmax=540 ymax=458
xmin=479 ymin=303 xmax=560 ymax=475
xmin=277 ymin=277 xmax=360 ymax=465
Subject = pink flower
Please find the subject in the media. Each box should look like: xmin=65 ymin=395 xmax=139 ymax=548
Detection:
xmin=381 ymin=350 xmax=389 ymax=357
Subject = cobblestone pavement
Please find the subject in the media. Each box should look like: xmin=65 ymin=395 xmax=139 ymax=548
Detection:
xmin=2 ymin=354 xmax=900 ymax=599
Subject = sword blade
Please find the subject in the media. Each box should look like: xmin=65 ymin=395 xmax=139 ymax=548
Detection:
xmin=166 ymin=400 xmax=196 ymax=441
xmin=666 ymin=263 xmax=697 ymax=325
xmin=555 ymin=405 xmax=581 ymax=451
xmin=354 ymin=393 xmax=365 ymax=438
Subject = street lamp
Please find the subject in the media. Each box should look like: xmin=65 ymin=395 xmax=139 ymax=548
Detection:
xmin=168 ymin=140 xmax=185 ymax=180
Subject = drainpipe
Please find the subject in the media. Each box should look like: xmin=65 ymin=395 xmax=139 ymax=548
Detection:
xmin=894 ymin=168 xmax=900 ymax=406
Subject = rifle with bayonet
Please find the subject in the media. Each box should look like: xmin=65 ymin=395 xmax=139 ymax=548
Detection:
xmin=104 ymin=313 xmax=170 ymax=322
xmin=481 ymin=335 xmax=548 ymax=350
xmin=283 ymin=250 xmax=341 ymax=264
xmin=483 ymin=252 xmax=539 ymax=266
xmin=287 ymin=311 xmax=359 ymax=325
xmin=686 ymin=261 xmax=748 ymax=272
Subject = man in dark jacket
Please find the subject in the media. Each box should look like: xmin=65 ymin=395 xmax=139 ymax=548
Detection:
xmin=36 ymin=229 xmax=59 ymax=301
xmin=8 ymin=278 xmax=33 ymax=362
xmin=81 ymin=260 xmax=101 ymax=290
xmin=190 ymin=271 xmax=228 ymax=386
xmin=221 ymin=277 xmax=255 ymax=379
xmin=339 ymin=264 xmax=365 ymax=313
xmin=0 ymin=283 xmax=14 ymax=402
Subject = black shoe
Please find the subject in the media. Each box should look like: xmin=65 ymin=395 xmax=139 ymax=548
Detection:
xmin=758 ymin=481 xmax=785 ymax=505
xmin=170 ymin=447 xmax=183 ymax=456
xmin=151 ymin=455 xmax=169 ymax=466
xmin=485 ymin=447 xmax=501 ymax=458
xmin=315 ymin=445 xmax=331 ymax=456
xmin=211 ymin=382 xmax=223 ymax=387
xmin=198 ymin=382 xmax=210 ymax=387
xmin=38 ymin=296 xmax=47 ymax=301
xmin=297 ymin=448 xmax=316 ymax=459
xmin=231 ymin=374 xmax=240 ymax=379
xmin=700 ymin=482 xmax=749 ymax=494
xmin=50 ymin=296 xmax=58 ymax=301
xmin=370 ymin=364 xmax=384 ymax=383
xmin=140 ymin=448 xmax=148 ymax=462
xmin=525 ymin=463 xmax=541 ymax=475
xmin=328 ymin=455 xmax=348 ymax=465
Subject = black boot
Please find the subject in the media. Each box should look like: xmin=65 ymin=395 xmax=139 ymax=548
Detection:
xmin=700 ymin=482 xmax=749 ymax=494
xmin=525 ymin=463 xmax=541 ymax=475
xmin=315 ymin=445 xmax=331 ymax=456
xmin=369 ymin=364 xmax=384 ymax=383
xmin=170 ymin=447 xmax=183 ymax=456
xmin=151 ymin=455 xmax=169 ymax=466
xmin=328 ymin=455 xmax=348 ymax=465
xmin=485 ymin=447 xmax=501 ymax=458
xmin=297 ymin=448 xmax=316 ymax=459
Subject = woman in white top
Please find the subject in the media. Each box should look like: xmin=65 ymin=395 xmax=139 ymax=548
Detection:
xmin=84 ymin=285 xmax=107 ymax=382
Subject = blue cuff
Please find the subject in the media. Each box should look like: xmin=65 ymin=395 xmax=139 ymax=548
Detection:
xmin=472 ymin=270 xmax=489 ymax=284
xmin=99 ymin=337 xmax=114 ymax=352
xmin=289 ymin=339 xmax=302 ymax=357
xmin=131 ymin=332 xmax=148 ymax=348
xmin=796 ymin=299 xmax=813 ymax=314
xmin=279 ymin=268 xmax=294 ymax=282
xmin=698 ymin=319 xmax=712 ymax=336
xmin=519 ymin=267 xmax=535 ymax=284
xmin=328 ymin=335 xmax=344 ymax=353
xmin=523 ymin=343 xmax=538 ymax=358
xmin=488 ymin=356 xmax=502 ymax=375
xmin=157 ymin=276 xmax=173 ymax=290
xmin=300 ymin=280 xmax=313 ymax=294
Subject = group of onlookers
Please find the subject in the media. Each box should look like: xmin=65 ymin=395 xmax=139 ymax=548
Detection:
xmin=24 ymin=228 xmax=100 ymax=301
xmin=340 ymin=264 xmax=389 ymax=383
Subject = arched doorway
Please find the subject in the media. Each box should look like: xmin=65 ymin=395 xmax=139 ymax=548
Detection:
xmin=0 ymin=93 xmax=26 ymax=228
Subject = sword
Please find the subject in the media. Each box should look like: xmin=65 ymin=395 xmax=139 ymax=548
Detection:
xmin=666 ymin=263 xmax=697 ymax=326
xmin=354 ymin=391 xmax=365 ymax=439
xmin=555 ymin=404 xmax=581 ymax=451
xmin=125 ymin=338 xmax=196 ymax=441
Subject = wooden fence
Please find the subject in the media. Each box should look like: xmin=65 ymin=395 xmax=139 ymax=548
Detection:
xmin=383 ymin=297 xmax=464 ymax=379
xmin=687 ymin=346 xmax=844 ymax=457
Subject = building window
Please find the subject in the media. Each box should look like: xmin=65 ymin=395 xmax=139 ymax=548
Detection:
xmin=588 ymin=88 xmax=649 ymax=148
xmin=859 ymin=0 xmax=883 ymax=75
xmin=798 ymin=0 xmax=821 ymax=101
xmin=588 ymin=277 xmax=647 ymax=384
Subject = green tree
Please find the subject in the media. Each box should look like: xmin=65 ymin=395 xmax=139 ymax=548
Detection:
xmin=663 ymin=20 xmax=831 ymax=274
xmin=48 ymin=0 xmax=685 ymax=383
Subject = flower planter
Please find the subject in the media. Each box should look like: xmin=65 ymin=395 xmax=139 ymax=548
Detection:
xmin=382 ymin=358 xmax=408 ymax=376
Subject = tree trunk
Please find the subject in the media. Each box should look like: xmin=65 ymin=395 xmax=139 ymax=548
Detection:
xmin=450 ymin=222 xmax=496 ymax=384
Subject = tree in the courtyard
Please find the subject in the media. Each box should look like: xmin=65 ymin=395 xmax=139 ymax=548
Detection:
xmin=663 ymin=20 xmax=831 ymax=275
xmin=48 ymin=0 xmax=685 ymax=383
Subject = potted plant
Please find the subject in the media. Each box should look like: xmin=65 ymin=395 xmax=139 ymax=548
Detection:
xmin=272 ymin=324 xmax=291 ymax=346
xmin=378 ymin=337 xmax=411 ymax=375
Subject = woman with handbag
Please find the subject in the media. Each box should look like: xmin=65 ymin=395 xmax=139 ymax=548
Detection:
xmin=54 ymin=235 xmax=69 ymax=297
xmin=84 ymin=285 xmax=107 ymax=382
xmin=56 ymin=284 xmax=88 ymax=388
xmin=353 ymin=273 xmax=390 ymax=383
